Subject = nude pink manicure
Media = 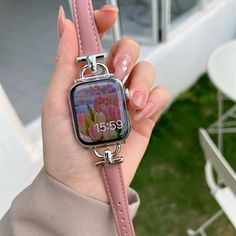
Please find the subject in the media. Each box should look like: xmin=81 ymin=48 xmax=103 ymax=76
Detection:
xmin=132 ymin=90 xmax=146 ymax=109
xmin=134 ymin=101 xmax=155 ymax=121
xmin=57 ymin=6 xmax=65 ymax=38
xmin=114 ymin=53 xmax=132 ymax=80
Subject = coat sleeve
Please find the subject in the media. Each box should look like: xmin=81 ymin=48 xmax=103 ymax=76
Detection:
xmin=0 ymin=168 xmax=140 ymax=236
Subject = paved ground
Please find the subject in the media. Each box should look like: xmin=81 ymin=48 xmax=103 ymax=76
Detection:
xmin=0 ymin=0 xmax=115 ymax=124
xmin=0 ymin=0 xmax=70 ymax=124
xmin=0 ymin=0 xmax=195 ymax=124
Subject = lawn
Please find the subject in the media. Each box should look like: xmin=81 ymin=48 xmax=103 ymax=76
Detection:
xmin=132 ymin=74 xmax=236 ymax=236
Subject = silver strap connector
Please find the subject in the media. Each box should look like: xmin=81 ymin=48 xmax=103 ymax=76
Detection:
xmin=93 ymin=145 xmax=123 ymax=167
xmin=76 ymin=53 xmax=106 ymax=73
xmin=96 ymin=151 xmax=124 ymax=167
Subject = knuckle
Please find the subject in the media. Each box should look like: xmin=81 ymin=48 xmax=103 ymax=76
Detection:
xmin=130 ymin=40 xmax=140 ymax=53
xmin=120 ymin=38 xmax=140 ymax=52
xmin=53 ymin=51 xmax=60 ymax=71
xmin=137 ymin=60 xmax=156 ymax=79
xmin=159 ymin=86 xmax=171 ymax=104
xmin=121 ymin=37 xmax=137 ymax=45
xmin=110 ymin=38 xmax=141 ymax=61
xmin=139 ymin=61 xmax=155 ymax=71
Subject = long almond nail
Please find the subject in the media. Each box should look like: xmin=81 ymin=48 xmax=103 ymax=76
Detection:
xmin=114 ymin=53 xmax=131 ymax=80
xmin=134 ymin=101 xmax=155 ymax=121
xmin=132 ymin=90 xmax=146 ymax=109
xmin=57 ymin=6 xmax=65 ymax=38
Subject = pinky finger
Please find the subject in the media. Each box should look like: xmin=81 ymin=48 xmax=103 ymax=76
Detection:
xmin=134 ymin=85 xmax=170 ymax=122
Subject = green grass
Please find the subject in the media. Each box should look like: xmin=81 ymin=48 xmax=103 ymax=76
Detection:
xmin=132 ymin=74 xmax=236 ymax=236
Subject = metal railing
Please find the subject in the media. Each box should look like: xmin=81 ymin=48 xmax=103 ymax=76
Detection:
xmin=106 ymin=0 xmax=164 ymax=44
xmin=106 ymin=0 xmax=220 ymax=44
xmin=105 ymin=0 xmax=121 ymax=41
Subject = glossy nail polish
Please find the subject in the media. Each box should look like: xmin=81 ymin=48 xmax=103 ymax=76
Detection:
xmin=57 ymin=6 xmax=65 ymax=38
xmin=114 ymin=53 xmax=131 ymax=80
xmin=132 ymin=90 xmax=146 ymax=109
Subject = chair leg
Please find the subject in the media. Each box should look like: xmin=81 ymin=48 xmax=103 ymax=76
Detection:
xmin=217 ymin=91 xmax=224 ymax=153
xmin=187 ymin=210 xmax=223 ymax=236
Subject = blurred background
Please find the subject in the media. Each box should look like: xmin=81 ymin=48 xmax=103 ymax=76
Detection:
xmin=1 ymin=0 xmax=236 ymax=235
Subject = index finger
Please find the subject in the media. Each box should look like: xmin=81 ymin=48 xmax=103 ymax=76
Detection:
xmin=106 ymin=38 xmax=140 ymax=81
xmin=94 ymin=5 xmax=119 ymax=38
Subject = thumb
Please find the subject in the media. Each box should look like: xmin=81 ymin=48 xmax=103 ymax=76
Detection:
xmin=42 ymin=7 xmax=78 ymax=119
xmin=48 ymin=8 xmax=79 ymax=97
xmin=43 ymin=7 xmax=79 ymax=117
xmin=48 ymin=4 xmax=119 ymax=98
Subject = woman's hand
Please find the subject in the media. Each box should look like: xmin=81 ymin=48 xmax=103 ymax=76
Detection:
xmin=42 ymin=5 xmax=170 ymax=202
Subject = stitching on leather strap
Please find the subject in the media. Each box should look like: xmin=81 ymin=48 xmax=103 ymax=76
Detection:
xmin=73 ymin=0 xmax=83 ymax=55
xmin=86 ymin=0 xmax=100 ymax=53
xmin=117 ymin=164 xmax=134 ymax=235
xmin=102 ymin=167 xmax=122 ymax=236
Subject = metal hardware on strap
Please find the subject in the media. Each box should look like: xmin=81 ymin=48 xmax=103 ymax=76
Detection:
xmin=76 ymin=53 xmax=106 ymax=73
xmin=93 ymin=144 xmax=123 ymax=167
xmin=79 ymin=63 xmax=109 ymax=81
xmin=96 ymin=155 xmax=124 ymax=167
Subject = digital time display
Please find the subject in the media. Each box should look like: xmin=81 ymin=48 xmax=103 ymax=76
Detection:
xmin=95 ymin=120 xmax=123 ymax=132
xmin=70 ymin=77 xmax=130 ymax=146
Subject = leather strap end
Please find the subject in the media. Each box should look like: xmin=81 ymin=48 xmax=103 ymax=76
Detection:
xmin=72 ymin=0 xmax=103 ymax=56
xmin=101 ymin=163 xmax=136 ymax=236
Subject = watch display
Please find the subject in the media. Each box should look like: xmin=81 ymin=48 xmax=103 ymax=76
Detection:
xmin=70 ymin=76 xmax=130 ymax=146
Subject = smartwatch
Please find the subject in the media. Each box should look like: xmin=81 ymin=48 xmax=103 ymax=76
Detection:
xmin=69 ymin=1 xmax=135 ymax=236
xmin=70 ymin=73 xmax=130 ymax=148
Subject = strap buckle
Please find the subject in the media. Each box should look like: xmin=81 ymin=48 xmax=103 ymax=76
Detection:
xmin=76 ymin=53 xmax=106 ymax=73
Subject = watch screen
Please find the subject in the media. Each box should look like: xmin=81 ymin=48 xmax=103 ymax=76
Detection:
xmin=70 ymin=77 xmax=129 ymax=146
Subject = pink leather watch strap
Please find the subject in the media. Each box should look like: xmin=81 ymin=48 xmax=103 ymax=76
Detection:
xmin=72 ymin=0 xmax=103 ymax=56
xmin=71 ymin=1 xmax=135 ymax=235
xmin=101 ymin=162 xmax=136 ymax=236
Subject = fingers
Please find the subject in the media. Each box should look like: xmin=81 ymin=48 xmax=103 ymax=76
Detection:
xmin=106 ymin=38 xmax=140 ymax=80
xmin=51 ymin=5 xmax=118 ymax=93
xmin=43 ymin=5 xmax=119 ymax=116
xmin=126 ymin=59 xmax=170 ymax=131
xmin=127 ymin=61 xmax=155 ymax=110
xmin=134 ymin=86 xmax=171 ymax=122
xmin=94 ymin=5 xmax=118 ymax=38
xmin=46 ymin=16 xmax=78 ymax=99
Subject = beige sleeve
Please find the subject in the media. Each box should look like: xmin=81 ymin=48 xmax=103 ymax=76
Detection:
xmin=0 ymin=169 xmax=140 ymax=236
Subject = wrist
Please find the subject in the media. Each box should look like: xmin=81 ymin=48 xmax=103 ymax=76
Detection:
xmin=44 ymin=166 xmax=108 ymax=203
xmin=65 ymin=177 xmax=108 ymax=203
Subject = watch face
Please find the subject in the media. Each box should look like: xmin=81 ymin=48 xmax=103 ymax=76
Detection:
xmin=70 ymin=76 xmax=130 ymax=147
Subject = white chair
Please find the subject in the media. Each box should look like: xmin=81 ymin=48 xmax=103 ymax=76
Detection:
xmin=207 ymin=40 xmax=236 ymax=152
xmin=187 ymin=128 xmax=236 ymax=236
xmin=0 ymin=84 xmax=43 ymax=218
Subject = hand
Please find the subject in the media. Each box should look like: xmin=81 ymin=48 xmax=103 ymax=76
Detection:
xmin=42 ymin=5 xmax=170 ymax=202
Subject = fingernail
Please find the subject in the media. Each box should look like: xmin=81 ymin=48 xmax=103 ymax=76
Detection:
xmin=132 ymin=90 xmax=146 ymax=109
xmin=100 ymin=5 xmax=119 ymax=13
xmin=57 ymin=6 xmax=65 ymax=38
xmin=134 ymin=101 xmax=155 ymax=121
xmin=114 ymin=53 xmax=131 ymax=80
